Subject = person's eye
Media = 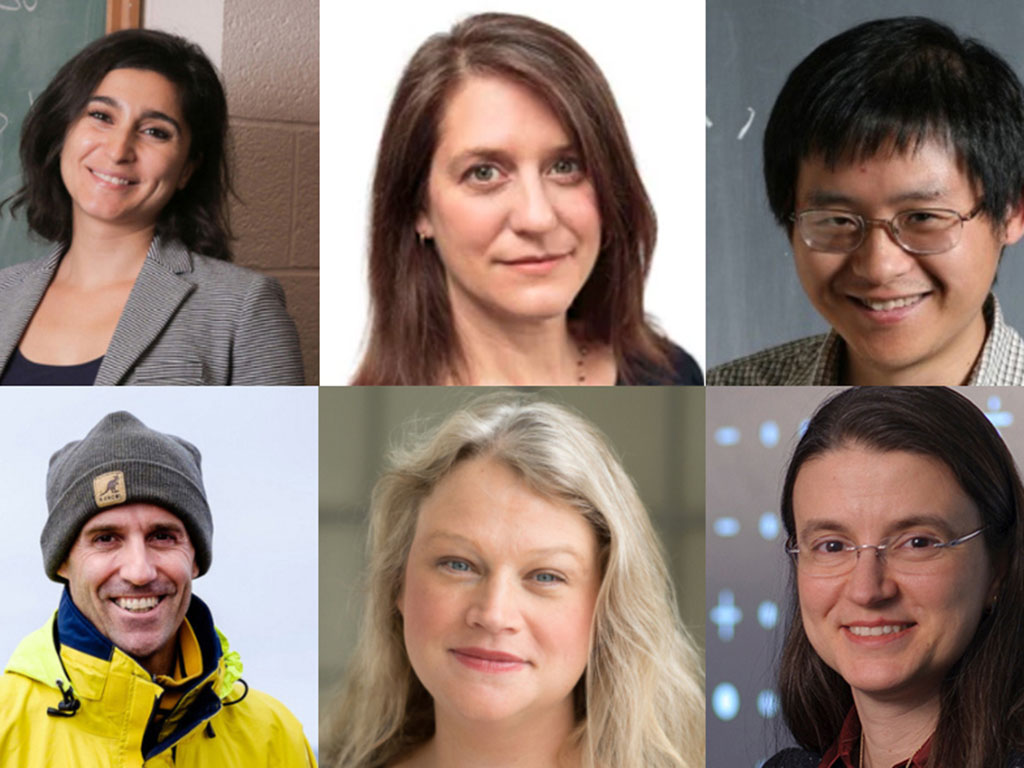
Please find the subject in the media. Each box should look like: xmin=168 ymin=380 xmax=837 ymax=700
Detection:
xmin=549 ymin=157 xmax=583 ymax=180
xmin=440 ymin=558 xmax=474 ymax=574
xmin=810 ymin=538 xmax=849 ymax=555
xmin=464 ymin=164 xmax=502 ymax=185
xmin=92 ymin=533 xmax=117 ymax=545
xmin=821 ymin=214 xmax=858 ymax=229
xmin=151 ymin=532 xmax=180 ymax=544
xmin=142 ymin=126 xmax=172 ymax=140
xmin=531 ymin=571 xmax=566 ymax=585
xmin=895 ymin=533 xmax=941 ymax=549
xmin=88 ymin=110 xmax=113 ymax=123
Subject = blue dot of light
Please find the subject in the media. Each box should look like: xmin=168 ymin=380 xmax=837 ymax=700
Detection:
xmin=712 ymin=682 xmax=740 ymax=721
xmin=757 ymin=600 xmax=779 ymax=630
xmin=757 ymin=689 xmax=780 ymax=718
xmin=758 ymin=512 xmax=780 ymax=540
xmin=988 ymin=410 xmax=1014 ymax=428
xmin=714 ymin=426 xmax=741 ymax=446
xmin=759 ymin=420 xmax=780 ymax=447
xmin=710 ymin=590 xmax=743 ymax=641
xmin=713 ymin=517 xmax=741 ymax=537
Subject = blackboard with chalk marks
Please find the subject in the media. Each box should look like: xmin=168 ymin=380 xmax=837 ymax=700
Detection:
xmin=0 ymin=0 xmax=106 ymax=269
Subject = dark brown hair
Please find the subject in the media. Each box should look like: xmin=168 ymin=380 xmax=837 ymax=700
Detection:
xmin=777 ymin=387 xmax=1024 ymax=768
xmin=2 ymin=29 xmax=233 ymax=259
xmin=353 ymin=12 xmax=674 ymax=385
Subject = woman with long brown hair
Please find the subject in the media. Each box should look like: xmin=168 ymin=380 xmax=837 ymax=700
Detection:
xmin=766 ymin=387 xmax=1024 ymax=768
xmin=352 ymin=13 xmax=701 ymax=385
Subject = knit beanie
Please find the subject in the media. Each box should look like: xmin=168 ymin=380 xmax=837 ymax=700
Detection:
xmin=42 ymin=411 xmax=212 ymax=582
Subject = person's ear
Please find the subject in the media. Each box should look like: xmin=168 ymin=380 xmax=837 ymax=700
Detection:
xmin=1000 ymin=196 xmax=1024 ymax=246
xmin=415 ymin=211 xmax=434 ymax=242
xmin=57 ymin=561 xmax=69 ymax=580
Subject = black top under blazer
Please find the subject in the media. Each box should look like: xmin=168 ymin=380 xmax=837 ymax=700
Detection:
xmin=0 ymin=237 xmax=304 ymax=385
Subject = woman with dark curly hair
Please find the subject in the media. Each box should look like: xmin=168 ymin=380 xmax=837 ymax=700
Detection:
xmin=0 ymin=29 xmax=302 ymax=385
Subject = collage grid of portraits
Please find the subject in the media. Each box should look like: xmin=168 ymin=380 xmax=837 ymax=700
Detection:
xmin=3 ymin=1 xmax=1024 ymax=767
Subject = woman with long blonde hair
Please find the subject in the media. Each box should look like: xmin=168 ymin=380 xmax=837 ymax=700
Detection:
xmin=323 ymin=396 xmax=703 ymax=768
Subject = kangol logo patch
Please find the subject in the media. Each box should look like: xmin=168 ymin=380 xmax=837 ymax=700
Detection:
xmin=93 ymin=471 xmax=127 ymax=508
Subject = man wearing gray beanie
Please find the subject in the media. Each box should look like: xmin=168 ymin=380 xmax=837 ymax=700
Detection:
xmin=0 ymin=411 xmax=316 ymax=767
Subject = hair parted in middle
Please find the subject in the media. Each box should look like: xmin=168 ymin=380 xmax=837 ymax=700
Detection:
xmin=323 ymin=394 xmax=704 ymax=768
xmin=354 ymin=12 xmax=677 ymax=385
xmin=764 ymin=16 xmax=1024 ymax=232
xmin=777 ymin=386 xmax=1024 ymax=768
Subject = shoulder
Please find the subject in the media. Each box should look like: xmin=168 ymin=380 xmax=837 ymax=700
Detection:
xmin=708 ymin=334 xmax=830 ymax=386
xmin=0 ymin=252 xmax=55 ymax=289
xmin=185 ymin=253 xmax=287 ymax=302
xmin=213 ymin=685 xmax=315 ymax=763
xmin=623 ymin=340 xmax=704 ymax=385
xmin=762 ymin=747 xmax=821 ymax=768
xmin=664 ymin=341 xmax=704 ymax=385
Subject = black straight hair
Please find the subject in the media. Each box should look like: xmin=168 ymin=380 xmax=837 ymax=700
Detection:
xmin=764 ymin=17 xmax=1024 ymax=230
xmin=2 ymin=29 xmax=233 ymax=260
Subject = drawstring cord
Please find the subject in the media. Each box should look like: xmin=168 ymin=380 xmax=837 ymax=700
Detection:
xmin=46 ymin=679 xmax=80 ymax=717
xmin=223 ymin=678 xmax=248 ymax=706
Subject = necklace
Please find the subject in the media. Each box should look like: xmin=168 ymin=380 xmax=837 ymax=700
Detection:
xmin=858 ymin=732 xmax=915 ymax=768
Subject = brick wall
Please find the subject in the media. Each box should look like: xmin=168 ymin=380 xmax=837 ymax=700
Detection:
xmin=221 ymin=0 xmax=319 ymax=383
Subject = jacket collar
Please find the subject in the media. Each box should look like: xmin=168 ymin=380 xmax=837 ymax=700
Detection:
xmin=55 ymin=586 xmax=222 ymax=675
xmin=0 ymin=236 xmax=197 ymax=385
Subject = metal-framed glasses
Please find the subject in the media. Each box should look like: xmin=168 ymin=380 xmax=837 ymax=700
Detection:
xmin=789 ymin=203 xmax=984 ymax=255
xmin=785 ymin=525 xmax=987 ymax=577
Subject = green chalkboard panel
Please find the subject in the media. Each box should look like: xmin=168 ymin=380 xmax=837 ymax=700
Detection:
xmin=0 ymin=0 xmax=106 ymax=268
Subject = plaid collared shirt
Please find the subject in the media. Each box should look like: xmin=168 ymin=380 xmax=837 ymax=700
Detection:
xmin=708 ymin=294 xmax=1024 ymax=386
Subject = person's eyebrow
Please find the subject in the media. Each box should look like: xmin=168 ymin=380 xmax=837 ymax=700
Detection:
xmin=80 ymin=522 xmax=125 ymax=538
xmin=424 ymin=530 xmax=586 ymax=564
xmin=797 ymin=514 xmax=959 ymax=541
xmin=802 ymin=187 xmax=950 ymax=208
xmin=88 ymin=95 xmax=183 ymax=133
xmin=445 ymin=148 xmax=514 ymax=174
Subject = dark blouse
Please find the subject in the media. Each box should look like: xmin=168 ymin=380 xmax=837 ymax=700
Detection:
xmin=617 ymin=342 xmax=704 ymax=385
xmin=0 ymin=348 xmax=103 ymax=386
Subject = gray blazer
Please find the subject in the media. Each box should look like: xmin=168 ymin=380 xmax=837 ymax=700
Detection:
xmin=0 ymin=237 xmax=304 ymax=385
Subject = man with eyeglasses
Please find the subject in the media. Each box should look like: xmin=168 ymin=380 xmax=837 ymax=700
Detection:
xmin=709 ymin=17 xmax=1024 ymax=386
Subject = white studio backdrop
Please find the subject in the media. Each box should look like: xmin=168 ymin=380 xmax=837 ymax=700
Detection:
xmin=0 ymin=386 xmax=319 ymax=748
xmin=321 ymin=0 xmax=706 ymax=382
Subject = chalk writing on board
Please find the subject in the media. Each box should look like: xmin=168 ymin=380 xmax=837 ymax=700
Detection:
xmin=0 ymin=0 xmax=38 ymax=11
xmin=737 ymin=108 xmax=755 ymax=140
xmin=0 ymin=113 xmax=8 ymax=137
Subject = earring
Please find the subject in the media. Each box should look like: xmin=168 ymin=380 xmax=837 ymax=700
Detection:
xmin=416 ymin=231 xmax=429 ymax=246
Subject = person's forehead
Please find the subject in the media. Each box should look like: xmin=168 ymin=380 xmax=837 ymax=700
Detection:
xmin=799 ymin=138 xmax=967 ymax=184
xmin=80 ymin=503 xmax=185 ymax=533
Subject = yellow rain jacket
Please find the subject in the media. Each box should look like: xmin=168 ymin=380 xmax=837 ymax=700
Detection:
xmin=0 ymin=590 xmax=317 ymax=767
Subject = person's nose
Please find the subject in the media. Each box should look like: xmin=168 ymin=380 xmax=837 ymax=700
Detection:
xmin=118 ymin=537 xmax=158 ymax=585
xmin=843 ymin=547 xmax=899 ymax=606
xmin=103 ymin=123 xmax=136 ymax=164
xmin=847 ymin=222 xmax=917 ymax=284
xmin=508 ymin=173 xmax=559 ymax=235
xmin=465 ymin=574 xmax=522 ymax=634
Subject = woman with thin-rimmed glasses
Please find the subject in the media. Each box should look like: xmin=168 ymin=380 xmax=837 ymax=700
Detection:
xmin=765 ymin=387 xmax=1024 ymax=768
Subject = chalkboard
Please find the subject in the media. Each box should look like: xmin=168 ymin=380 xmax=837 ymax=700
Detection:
xmin=0 ymin=0 xmax=107 ymax=269
xmin=707 ymin=0 xmax=1024 ymax=370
